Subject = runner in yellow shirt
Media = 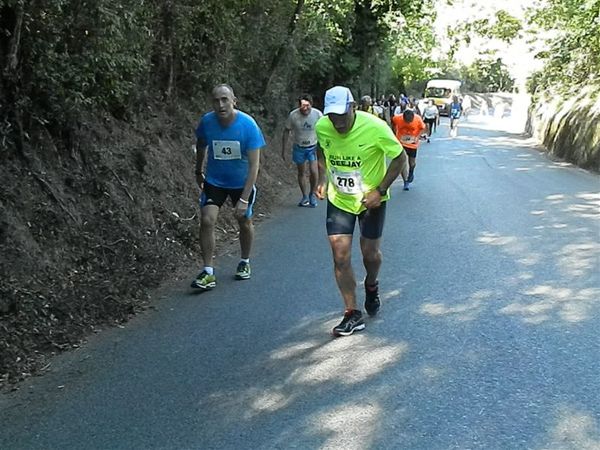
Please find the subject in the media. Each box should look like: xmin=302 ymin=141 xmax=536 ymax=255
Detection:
xmin=315 ymin=86 xmax=408 ymax=336
xmin=358 ymin=95 xmax=379 ymax=117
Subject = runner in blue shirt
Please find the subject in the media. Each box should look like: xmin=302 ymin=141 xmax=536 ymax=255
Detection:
xmin=449 ymin=95 xmax=463 ymax=137
xmin=191 ymin=84 xmax=266 ymax=290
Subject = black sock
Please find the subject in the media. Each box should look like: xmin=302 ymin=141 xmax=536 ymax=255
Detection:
xmin=366 ymin=281 xmax=378 ymax=291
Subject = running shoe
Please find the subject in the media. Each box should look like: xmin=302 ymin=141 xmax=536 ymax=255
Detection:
xmin=332 ymin=310 xmax=365 ymax=337
xmin=309 ymin=193 xmax=318 ymax=208
xmin=365 ymin=281 xmax=381 ymax=316
xmin=235 ymin=261 xmax=251 ymax=280
xmin=403 ymin=181 xmax=410 ymax=191
xmin=190 ymin=270 xmax=216 ymax=290
xmin=298 ymin=196 xmax=310 ymax=207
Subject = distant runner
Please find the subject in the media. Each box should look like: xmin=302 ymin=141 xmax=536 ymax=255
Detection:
xmin=422 ymin=99 xmax=439 ymax=142
xmin=282 ymin=94 xmax=323 ymax=207
xmin=392 ymin=109 xmax=426 ymax=190
xmin=449 ymin=95 xmax=462 ymax=137
xmin=359 ymin=95 xmax=379 ymax=117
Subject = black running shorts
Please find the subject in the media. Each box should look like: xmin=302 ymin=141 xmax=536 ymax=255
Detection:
xmin=200 ymin=182 xmax=257 ymax=212
xmin=404 ymin=147 xmax=417 ymax=158
xmin=326 ymin=200 xmax=387 ymax=239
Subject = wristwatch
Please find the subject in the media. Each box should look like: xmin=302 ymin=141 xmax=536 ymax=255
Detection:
xmin=376 ymin=186 xmax=387 ymax=196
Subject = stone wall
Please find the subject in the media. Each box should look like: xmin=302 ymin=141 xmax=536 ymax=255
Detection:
xmin=526 ymin=88 xmax=600 ymax=172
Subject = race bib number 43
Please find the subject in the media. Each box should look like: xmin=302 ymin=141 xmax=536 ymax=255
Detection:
xmin=331 ymin=169 xmax=363 ymax=194
xmin=213 ymin=140 xmax=242 ymax=160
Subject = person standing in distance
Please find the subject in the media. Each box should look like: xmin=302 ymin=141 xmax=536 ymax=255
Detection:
xmin=191 ymin=84 xmax=266 ymax=290
xmin=282 ymin=94 xmax=323 ymax=207
xmin=392 ymin=108 xmax=426 ymax=191
xmin=449 ymin=95 xmax=463 ymax=137
xmin=315 ymin=86 xmax=408 ymax=337
xmin=358 ymin=95 xmax=377 ymax=117
xmin=422 ymin=99 xmax=439 ymax=142
xmin=373 ymin=100 xmax=385 ymax=120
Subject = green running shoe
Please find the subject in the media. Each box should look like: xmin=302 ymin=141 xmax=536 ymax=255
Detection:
xmin=235 ymin=261 xmax=251 ymax=280
xmin=190 ymin=270 xmax=216 ymax=290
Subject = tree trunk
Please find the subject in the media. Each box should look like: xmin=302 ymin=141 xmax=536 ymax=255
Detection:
xmin=262 ymin=0 xmax=305 ymax=96
xmin=1 ymin=1 xmax=28 ymax=161
xmin=3 ymin=1 xmax=25 ymax=76
xmin=164 ymin=0 xmax=175 ymax=100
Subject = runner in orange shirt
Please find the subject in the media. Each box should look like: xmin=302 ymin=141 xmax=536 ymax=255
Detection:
xmin=392 ymin=109 xmax=426 ymax=190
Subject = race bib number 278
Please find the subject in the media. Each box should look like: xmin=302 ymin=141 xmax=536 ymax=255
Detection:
xmin=331 ymin=169 xmax=363 ymax=194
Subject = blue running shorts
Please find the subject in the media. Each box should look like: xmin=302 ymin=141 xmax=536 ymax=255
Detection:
xmin=292 ymin=144 xmax=317 ymax=164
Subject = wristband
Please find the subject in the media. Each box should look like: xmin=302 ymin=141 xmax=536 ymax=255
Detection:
xmin=238 ymin=198 xmax=249 ymax=204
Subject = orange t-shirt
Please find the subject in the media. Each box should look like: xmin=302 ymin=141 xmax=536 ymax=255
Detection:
xmin=392 ymin=115 xmax=426 ymax=149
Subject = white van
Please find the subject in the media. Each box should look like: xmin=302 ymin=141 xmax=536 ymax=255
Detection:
xmin=423 ymin=79 xmax=462 ymax=115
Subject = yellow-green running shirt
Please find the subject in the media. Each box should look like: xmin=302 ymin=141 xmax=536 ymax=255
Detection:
xmin=315 ymin=111 xmax=403 ymax=214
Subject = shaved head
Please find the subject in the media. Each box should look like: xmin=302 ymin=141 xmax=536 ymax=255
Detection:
xmin=212 ymin=83 xmax=235 ymax=99
xmin=212 ymin=83 xmax=237 ymax=125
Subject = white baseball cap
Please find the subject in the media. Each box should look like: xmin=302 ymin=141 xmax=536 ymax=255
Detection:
xmin=323 ymin=86 xmax=355 ymax=115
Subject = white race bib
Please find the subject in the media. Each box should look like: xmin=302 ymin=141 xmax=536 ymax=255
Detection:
xmin=331 ymin=169 xmax=363 ymax=194
xmin=400 ymin=135 xmax=418 ymax=145
xmin=213 ymin=140 xmax=242 ymax=160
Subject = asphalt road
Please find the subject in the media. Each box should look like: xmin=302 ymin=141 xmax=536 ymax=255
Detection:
xmin=1 ymin=114 xmax=599 ymax=449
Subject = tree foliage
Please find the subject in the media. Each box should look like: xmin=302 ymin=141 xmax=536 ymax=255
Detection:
xmin=443 ymin=8 xmax=522 ymax=65
xmin=0 ymin=0 xmax=445 ymax=152
xmin=1 ymin=0 xmax=593 ymax=153
xmin=461 ymin=58 xmax=515 ymax=92
xmin=462 ymin=10 xmax=522 ymax=43
xmin=1 ymin=1 xmax=152 ymax=117
xmin=388 ymin=0 xmax=438 ymax=94
xmin=526 ymin=0 xmax=600 ymax=94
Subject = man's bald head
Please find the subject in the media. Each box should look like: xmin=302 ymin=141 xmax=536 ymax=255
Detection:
xmin=212 ymin=83 xmax=237 ymax=125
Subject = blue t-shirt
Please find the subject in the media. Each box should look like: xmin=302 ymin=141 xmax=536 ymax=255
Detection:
xmin=450 ymin=102 xmax=462 ymax=119
xmin=195 ymin=110 xmax=266 ymax=189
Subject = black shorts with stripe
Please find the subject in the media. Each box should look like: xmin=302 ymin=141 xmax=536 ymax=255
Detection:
xmin=200 ymin=182 xmax=257 ymax=217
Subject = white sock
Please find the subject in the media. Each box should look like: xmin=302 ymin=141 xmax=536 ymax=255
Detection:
xmin=204 ymin=266 xmax=214 ymax=275
xmin=240 ymin=258 xmax=250 ymax=264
